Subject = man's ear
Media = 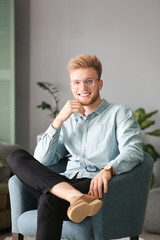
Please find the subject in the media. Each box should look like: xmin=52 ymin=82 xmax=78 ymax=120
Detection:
xmin=99 ymin=79 xmax=103 ymax=91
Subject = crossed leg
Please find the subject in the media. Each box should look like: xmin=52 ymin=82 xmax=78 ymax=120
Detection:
xmin=7 ymin=149 xmax=102 ymax=240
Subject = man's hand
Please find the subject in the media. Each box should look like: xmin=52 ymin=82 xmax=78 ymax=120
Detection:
xmin=52 ymin=100 xmax=85 ymax=129
xmin=88 ymin=170 xmax=112 ymax=199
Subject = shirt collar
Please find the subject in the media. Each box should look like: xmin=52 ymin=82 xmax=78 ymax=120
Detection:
xmin=74 ymin=99 xmax=109 ymax=120
xmin=94 ymin=99 xmax=109 ymax=115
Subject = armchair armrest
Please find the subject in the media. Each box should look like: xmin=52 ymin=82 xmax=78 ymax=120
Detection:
xmin=92 ymin=152 xmax=154 ymax=240
xmin=8 ymin=175 xmax=37 ymax=233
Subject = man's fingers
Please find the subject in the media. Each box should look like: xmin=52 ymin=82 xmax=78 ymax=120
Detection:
xmin=88 ymin=180 xmax=97 ymax=198
xmin=88 ymin=169 xmax=111 ymax=199
xmin=89 ymin=179 xmax=101 ymax=199
xmin=88 ymin=180 xmax=94 ymax=196
xmin=52 ymin=100 xmax=85 ymax=129
xmin=72 ymin=105 xmax=85 ymax=115
xmin=93 ymin=185 xmax=99 ymax=199
xmin=69 ymin=100 xmax=85 ymax=114
xmin=89 ymin=175 xmax=109 ymax=199
xmin=103 ymin=179 xmax=108 ymax=194
xmin=98 ymin=181 xmax=103 ymax=199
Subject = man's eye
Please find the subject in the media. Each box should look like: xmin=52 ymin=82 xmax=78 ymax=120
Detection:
xmin=86 ymin=79 xmax=93 ymax=84
xmin=74 ymin=81 xmax=80 ymax=85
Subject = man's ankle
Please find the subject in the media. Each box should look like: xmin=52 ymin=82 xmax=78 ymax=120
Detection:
xmin=69 ymin=193 xmax=84 ymax=204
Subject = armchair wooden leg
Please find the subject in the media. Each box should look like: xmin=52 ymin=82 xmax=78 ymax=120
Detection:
xmin=130 ymin=236 xmax=139 ymax=240
xmin=12 ymin=233 xmax=24 ymax=240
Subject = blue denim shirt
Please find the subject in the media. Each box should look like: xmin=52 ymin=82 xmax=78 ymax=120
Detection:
xmin=34 ymin=99 xmax=144 ymax=178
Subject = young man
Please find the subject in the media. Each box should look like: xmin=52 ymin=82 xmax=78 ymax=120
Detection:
xmin=7 ymin=54 xmax=144 ymax=240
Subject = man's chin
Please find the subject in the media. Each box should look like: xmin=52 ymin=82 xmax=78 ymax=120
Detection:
xmin=74 ymin=94 xmax=98 ymax=106
xmin=77 ymin=99 xmax=90 ymax=106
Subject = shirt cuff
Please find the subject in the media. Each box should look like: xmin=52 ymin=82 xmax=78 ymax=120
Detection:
xmin=109 ymin=161 xmax=127 ymax=175
xmin=45 ymin=124 xmax=61 ymax=138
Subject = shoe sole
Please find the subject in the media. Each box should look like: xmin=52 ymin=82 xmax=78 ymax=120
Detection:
xmin=67 ymin=202 xmax=89 ymax=223
xmin=67 ymin=199 xmax=102 ymax=223
xmin=88 ymin=199 xmax=103 ymax=216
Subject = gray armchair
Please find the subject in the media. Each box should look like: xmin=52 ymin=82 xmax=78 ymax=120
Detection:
xmin=8 ymin=152 xmax=153 ymax=240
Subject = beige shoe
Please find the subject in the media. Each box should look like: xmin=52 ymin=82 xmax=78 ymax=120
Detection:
xmin=67 ymin=194 xmax=102 ymax=223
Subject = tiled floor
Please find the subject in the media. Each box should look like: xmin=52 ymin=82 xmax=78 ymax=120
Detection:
xmin=0 ymin=228 xmax=160 ymax=240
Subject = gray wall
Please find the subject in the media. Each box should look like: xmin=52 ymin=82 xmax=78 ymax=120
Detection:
xmin=15 ymin=0 xmax=160 ymax=186
xmin=15 ymin=0 xmax=30 ymax=151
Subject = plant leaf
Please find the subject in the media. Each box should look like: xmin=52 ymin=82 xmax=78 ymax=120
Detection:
xmin=134 ymin=108 xmax=146 ymax=123
xmin=150 ymin=173 xmax=155 ymax=188
xmin=134 ymin=109 xmax=158 ymax=125
xmin=140 ymin=120 xmax=155 ymax=130
xmin=143 ymin=144 xmax=159 ymax=161
xmin=37 ymin=82 xmax=59 ymax=96
xmin=0 ymin=159 xmax=7 ymax=167
xmin=37 ymin=82 xmax=49 ymax=91
xmin=37 ymin=101 xmax=52 ymax=110
xmin=146 ymin=129 xmax=160 ymax=136
xmin=36 ymin=81 xmax=59 ymax=118
xmin=145 ymin=110 xmax=158 ymax=119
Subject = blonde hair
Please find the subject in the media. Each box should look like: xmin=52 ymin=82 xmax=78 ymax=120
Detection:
xmin=67 ymin=54 xmax=102 ymax=79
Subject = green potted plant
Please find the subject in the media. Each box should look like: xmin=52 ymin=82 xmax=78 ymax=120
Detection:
xmin=36 ymin=82 xmax=59 ymax=119
xmin=134 ymin=108 xmax=160 ymax=187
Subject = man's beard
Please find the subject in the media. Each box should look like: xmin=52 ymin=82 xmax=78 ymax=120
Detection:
xmin=77 ymin=92 xmax=100 ymax=106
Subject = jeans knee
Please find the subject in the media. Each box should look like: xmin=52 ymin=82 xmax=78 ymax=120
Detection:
xmin=38 ymin=193 xmax=56 ymax=209
xmin=38 ymin=193 xmax=48 ymax=206
xmin=38 ymin=194 xmax=59 ymax=218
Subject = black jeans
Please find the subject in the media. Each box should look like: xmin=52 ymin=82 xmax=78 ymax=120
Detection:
xmin=7 ymin=149 xmax=91 ymax=240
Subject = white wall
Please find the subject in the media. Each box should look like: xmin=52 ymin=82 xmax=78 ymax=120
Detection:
xmin=16 ymin=0 xmax=160 ymax=186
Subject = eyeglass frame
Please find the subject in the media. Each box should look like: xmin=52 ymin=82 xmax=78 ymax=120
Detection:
xmin=70 ymin=78 xmax=100 ymax=89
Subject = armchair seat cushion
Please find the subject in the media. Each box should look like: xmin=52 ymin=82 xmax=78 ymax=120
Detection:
xmin=18 ymin=209 xmax=92 ymax=240
xmin=18 ymin=210 xmax=37 ymax=236
xmin=62 ymin=217 xmax=91 ymax=240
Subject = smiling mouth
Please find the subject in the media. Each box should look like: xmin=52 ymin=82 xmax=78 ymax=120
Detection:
xmin=78 ymin=93 xmax=90 ymax=97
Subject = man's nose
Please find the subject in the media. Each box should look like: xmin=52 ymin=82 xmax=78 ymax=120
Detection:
xmin=79 ymin=81 xmax=87 ymax=90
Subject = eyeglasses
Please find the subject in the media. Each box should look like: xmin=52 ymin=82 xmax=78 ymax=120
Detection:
xmin=70 ymin=79 xmax=99 ymax=89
